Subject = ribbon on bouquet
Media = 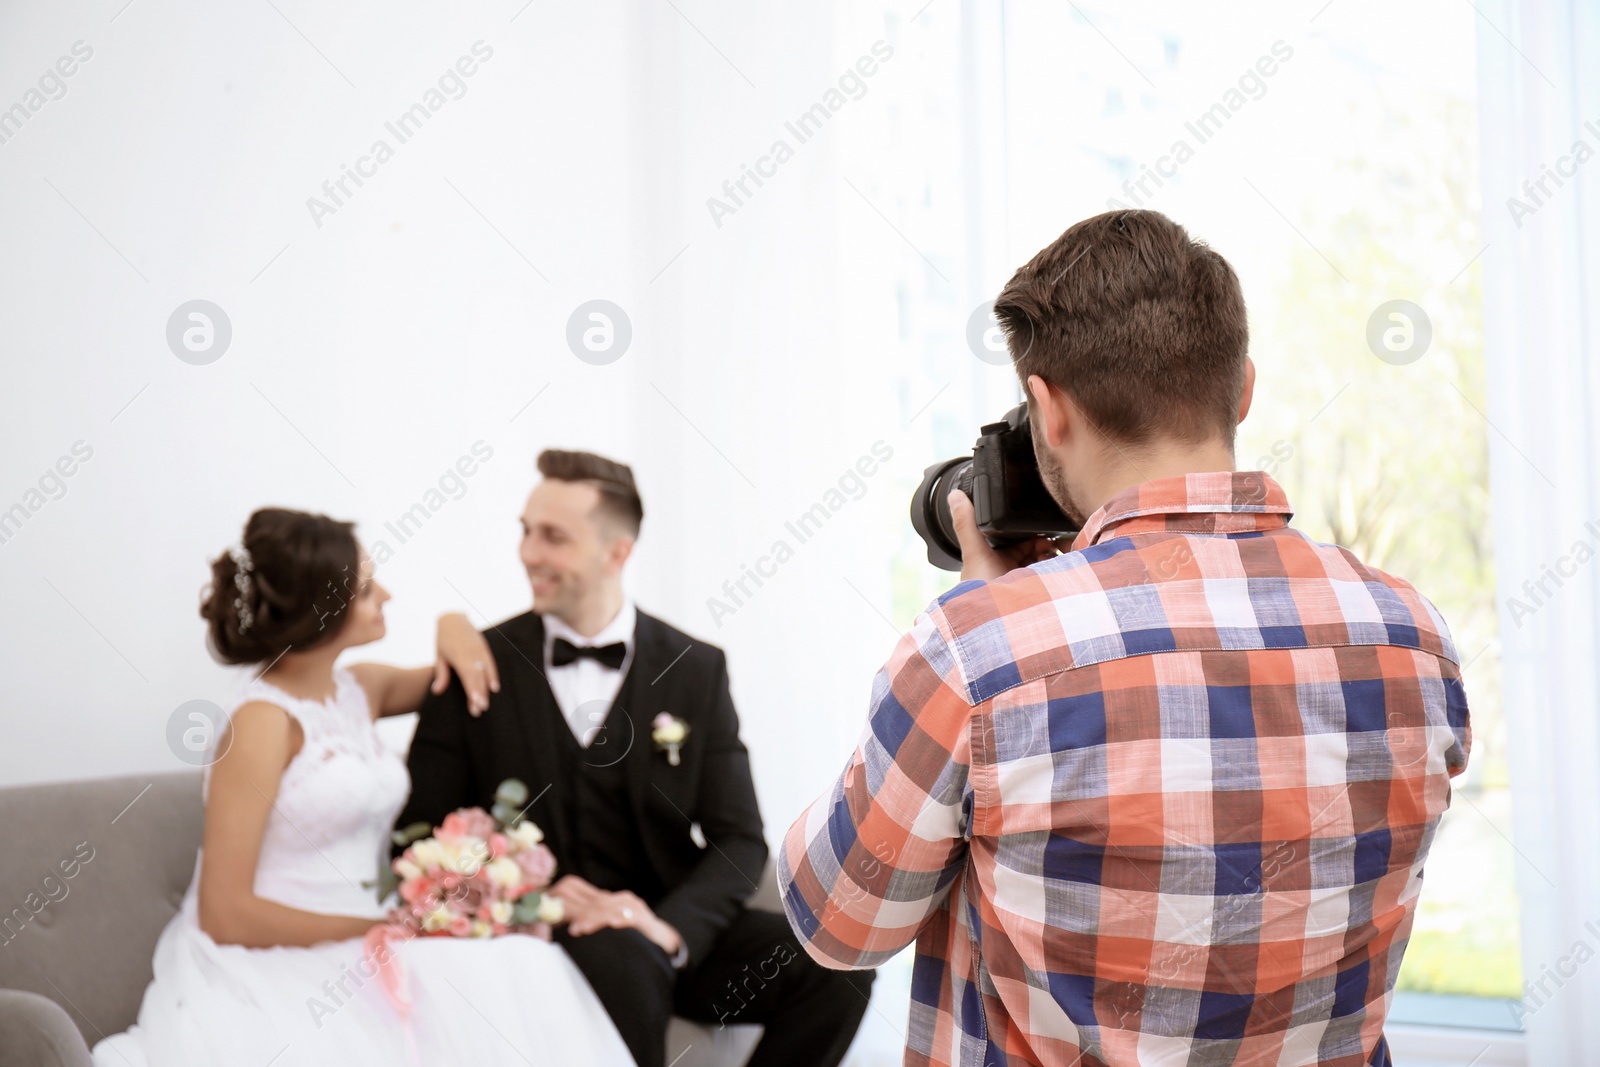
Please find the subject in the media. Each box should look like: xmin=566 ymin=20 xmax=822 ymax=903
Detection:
xmin=363 ymin=922 xmax=424 ymax=1067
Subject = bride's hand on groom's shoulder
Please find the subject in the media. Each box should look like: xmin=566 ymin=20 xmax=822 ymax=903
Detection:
xmin=431 ymin=612 xmax=501 ymax=717
xmin=549 ymin=875 xmax=683 ymax=959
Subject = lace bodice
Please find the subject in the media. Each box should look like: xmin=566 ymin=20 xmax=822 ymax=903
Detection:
xmin=185 ymin=666 xmax=411 ymax=922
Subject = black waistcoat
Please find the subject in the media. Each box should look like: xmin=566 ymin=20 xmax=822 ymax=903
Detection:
xmin=544 ymin=657 xmax=663 ymax=901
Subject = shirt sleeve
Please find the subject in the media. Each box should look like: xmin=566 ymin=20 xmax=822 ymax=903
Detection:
xmin=1410 ymin=586 xmax=1472 ymax=779
xmin=1440 ymin=656 xmax=1472 ymax=779
xmin=777 ymin=607 xmax=975 ymax=970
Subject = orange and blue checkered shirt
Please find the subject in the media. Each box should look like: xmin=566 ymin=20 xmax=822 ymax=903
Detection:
xmin=779 ymin=471 xmax=1470 ymax=1067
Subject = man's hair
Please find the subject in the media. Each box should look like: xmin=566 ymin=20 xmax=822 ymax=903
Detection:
xmin=536 ymin=449 xmax=643 ymax=538
xmin=993 ymin=209 xmax=1249 ymax=447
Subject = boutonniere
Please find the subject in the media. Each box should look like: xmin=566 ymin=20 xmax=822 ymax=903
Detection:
xmin=651 ymin=713 xmax=689 ymax=766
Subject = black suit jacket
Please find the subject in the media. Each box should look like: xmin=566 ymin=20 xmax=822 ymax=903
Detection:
xmin=395 ymin=607 xmax=769 ymax=967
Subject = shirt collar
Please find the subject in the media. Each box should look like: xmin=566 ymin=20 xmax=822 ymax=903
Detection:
xmin=1071 ymin=471 xmax=1295 ymax=550
xmin=542 ymin=595 xmax=637 ymax=654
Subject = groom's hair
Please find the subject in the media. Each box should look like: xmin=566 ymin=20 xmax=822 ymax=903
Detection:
xmin=536 ymin=449 xmax=643 ymax=539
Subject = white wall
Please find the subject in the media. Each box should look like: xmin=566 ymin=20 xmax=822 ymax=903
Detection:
xmin=0 ymin=0 xmax=923 ymax=849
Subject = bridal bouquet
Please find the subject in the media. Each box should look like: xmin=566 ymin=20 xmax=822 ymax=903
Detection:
xmin=380 ymin=778 xmax=564 ymax=939
xmin=364 ymin=779 xmax=564 ymax=1051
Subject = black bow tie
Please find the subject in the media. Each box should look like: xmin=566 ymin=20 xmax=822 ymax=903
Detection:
xmin=551 ymin=637 xmax=627 ymax=670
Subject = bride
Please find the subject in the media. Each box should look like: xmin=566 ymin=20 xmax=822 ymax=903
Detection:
xmin=92 ymin=506 xmax=635 ymax=1066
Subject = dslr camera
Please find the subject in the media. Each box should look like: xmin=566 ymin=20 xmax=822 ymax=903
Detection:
xmin=910 ymin=403 xmax=1078 ymax=571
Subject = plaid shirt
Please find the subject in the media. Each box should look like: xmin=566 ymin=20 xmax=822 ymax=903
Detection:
xmin=779 ymin=472 xmax=1470 ymax=1067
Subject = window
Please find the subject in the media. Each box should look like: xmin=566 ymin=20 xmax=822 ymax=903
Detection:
xmin=844 ymin=3 xmax=1517 ymax=1055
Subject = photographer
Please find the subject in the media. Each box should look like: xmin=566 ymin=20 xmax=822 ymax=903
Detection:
xmin=777 ymin=209 xmax=1470 ymax=1066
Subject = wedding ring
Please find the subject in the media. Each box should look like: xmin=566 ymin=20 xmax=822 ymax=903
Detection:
xmin=621 ymin=907 xmax=635 ymax=920
xmin=474 ymin=661 xmax=485 ymax=670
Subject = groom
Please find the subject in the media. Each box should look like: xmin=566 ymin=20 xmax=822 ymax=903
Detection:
xmin=397 ymin=449 xmax=873 ymax=1067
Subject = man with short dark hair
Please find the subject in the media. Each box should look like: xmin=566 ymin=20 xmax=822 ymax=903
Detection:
xmin=779 ymin=210 xmax=1470 ymax=1066
xmin=400 ymin=448 xmax=873 ymax=1067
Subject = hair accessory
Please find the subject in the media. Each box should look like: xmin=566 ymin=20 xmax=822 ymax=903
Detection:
xmin=229 ymin=545 xmax=256 ymax=634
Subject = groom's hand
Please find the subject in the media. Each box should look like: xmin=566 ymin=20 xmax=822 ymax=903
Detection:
xmin=432 ymin=612 xmax=500 ymax=716
xmin=550 ymin=875 xmax=683 ymax=959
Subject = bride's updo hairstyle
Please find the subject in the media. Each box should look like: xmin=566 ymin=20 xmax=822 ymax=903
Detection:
xmin=200 ymin=508 xmax=362 ymax=666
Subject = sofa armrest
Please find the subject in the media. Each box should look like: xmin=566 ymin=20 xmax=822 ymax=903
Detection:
xmin=0 ymin=990 xmax=92 ymax=1067
xmin=746 ymin=856 xmax=783 ymax=914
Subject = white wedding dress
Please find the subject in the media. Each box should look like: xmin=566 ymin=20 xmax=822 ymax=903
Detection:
xmin=93 ymin=666 xmax=635 ymax=1067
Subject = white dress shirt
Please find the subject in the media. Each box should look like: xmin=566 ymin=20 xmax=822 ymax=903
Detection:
xmin=541 ymin=596 xmax=636 ymax=748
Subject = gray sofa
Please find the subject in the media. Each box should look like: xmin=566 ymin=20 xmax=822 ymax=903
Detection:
xmin=0 ymin=771 xmax=771 ymax=1067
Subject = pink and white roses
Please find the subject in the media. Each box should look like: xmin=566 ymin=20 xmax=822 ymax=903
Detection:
xmin=383 ymin=778 xmax=563 ymax=939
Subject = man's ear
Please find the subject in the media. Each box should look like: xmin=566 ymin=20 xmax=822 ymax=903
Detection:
xmin=605 ymin=534 xmax=635 ymax=576
xmin=1237 ymin=357 xmax=1256 ymax=424
xmin=1026 ymin=374 xmax=1070 ymax=447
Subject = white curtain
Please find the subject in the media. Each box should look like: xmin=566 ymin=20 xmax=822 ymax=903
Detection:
xmin=1477 ymin=1 xmax=1600 ymax=1061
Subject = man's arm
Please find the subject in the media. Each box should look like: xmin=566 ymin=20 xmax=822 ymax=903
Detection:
xmin=778 ymin=608 xmax=974 ymax=970
xmin=393 ymin=672 xmax=479 ymax=854
xmin=650 ymin=650 xmax=770 ymax=967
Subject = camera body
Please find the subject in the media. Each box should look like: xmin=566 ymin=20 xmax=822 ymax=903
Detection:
xmin=910 ymin=403 xmax=1078 ymax=571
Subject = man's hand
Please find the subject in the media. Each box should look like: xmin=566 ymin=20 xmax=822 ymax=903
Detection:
xmin=947 ymin=489 xmax=1063 ymax=583
xmin=549 ymin=874 xmax=683 ymax=958
xmin=432 ymin=612 xmax=500 ymax=717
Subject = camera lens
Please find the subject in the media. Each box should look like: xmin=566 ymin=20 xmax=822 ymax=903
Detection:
xmin=909 ymin=458 xmax=971 ymax=571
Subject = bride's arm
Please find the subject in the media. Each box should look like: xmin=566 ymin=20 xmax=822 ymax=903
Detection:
xmin=197 ymin=702 xmax=383 ymax=948
xmin=349 ymin=613 xmax=500 ymax=720
xmin=348 ymin=664 xmax=433 ymax=720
